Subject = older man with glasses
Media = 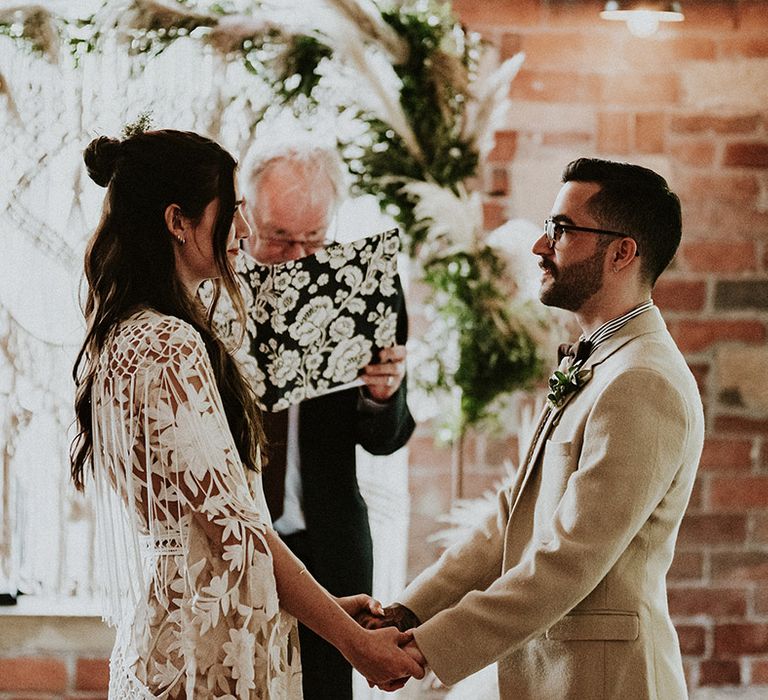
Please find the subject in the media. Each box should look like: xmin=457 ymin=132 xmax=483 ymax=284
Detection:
xmin=240 ymin=144 xmax=416 ymax=700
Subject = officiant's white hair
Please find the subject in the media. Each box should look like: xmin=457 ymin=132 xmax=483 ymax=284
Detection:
xmin=240 ymin=116 xmax=347 ymax=209
xmin=244 ymin=146 xmax=346 ymax=209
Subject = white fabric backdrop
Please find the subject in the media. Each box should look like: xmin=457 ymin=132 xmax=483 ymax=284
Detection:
xmin=0 ymin=32 xmax=411 ymax=654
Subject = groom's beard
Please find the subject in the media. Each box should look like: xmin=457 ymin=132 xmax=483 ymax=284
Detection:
xmin=539 ymin=245 xmax=608 ymax=312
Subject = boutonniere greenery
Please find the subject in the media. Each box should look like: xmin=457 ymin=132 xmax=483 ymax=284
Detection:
xmin=547 ymin=360 xmax=592 ymax=409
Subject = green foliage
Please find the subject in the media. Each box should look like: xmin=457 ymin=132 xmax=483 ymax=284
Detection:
xmin=122 ymin=111 xmax=154 ymax=138
xmin=423 ymin=248 xmax=545 ymax=426
xmin=547 ymin=362 xmax=591 ymax=408
xmin=275 ymin=35 xmax=333 ymax=102
xmin=339 ymin=3 xmax=480 ymax=254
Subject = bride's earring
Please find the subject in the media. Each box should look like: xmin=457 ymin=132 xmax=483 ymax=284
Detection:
xmin=171 ymin=211 xmax=185 ymax=244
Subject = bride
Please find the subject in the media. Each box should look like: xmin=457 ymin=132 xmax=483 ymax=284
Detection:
xmin=70 ymin=128 xmax=423 ymax=698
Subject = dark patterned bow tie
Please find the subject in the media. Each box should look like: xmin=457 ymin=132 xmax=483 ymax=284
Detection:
xmin=557 ymin=338 xmax=594 ymax=365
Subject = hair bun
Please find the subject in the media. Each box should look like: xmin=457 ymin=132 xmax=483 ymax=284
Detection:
xmin=83 ymin=136 xmax=122 ymax=187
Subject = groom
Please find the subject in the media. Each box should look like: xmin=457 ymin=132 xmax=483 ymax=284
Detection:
xmin=371 ymin=158 xmax=704 ymax=698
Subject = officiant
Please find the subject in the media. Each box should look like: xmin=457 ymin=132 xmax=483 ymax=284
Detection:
xmin=240 ymin=143 xmax=415 ymax=700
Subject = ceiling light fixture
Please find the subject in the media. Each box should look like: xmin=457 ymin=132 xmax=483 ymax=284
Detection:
xmin=601 ymin=1 xmax=684 ymax=38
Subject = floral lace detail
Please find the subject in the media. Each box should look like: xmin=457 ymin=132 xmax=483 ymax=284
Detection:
xmin=91 ymin=308 xmax=302 ymax=699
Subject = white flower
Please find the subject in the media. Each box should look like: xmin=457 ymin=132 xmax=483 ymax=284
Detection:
xmin=267 ymin=349 xmax=301 ymax=388
xmin=202 ymin=572 xmax=231 ymax=604
xmin=347 ymin=297 xmax=366 ymax=315
xmin=316 ymin=243 xmax=356 ymax=269
xmin=252 ymin=300 xmax=270 ymax=325
xmin=323 ymin=336 xmax=373 ymax=383
xmin=335 ymin=264 xmax=364 ymax=289
xmin=272 ymin=271 xmax=293 ymax=291
xmin=359 ymin=246 xmax=374 ymax=264
xmin=222 ymin=544 xmax=245 ymax=571
xmin=360 ymin=277 xmax=378 ymax=295
xmin=381 ymin=279 xmax=397 ymax=297
xmin=222 ymin=627 xmax=257 ymax=698
xmin=214 ymin=516 xmax=243 ymax=544
xmin=271 ymin=312 xmax=288 ymax=335
xmin=373 ymin=312 xmax=397 ymax=347
xmin=288 ymin=297 xmax=335 ymax=346
xmin=329 ymin=316 xmax=355 ymax=342
xmin=305 ymin=352 xmax=323 ymax=372
xmin=292 ymin=270 xmax=311 ymax=289
xmin=275 ymin=287 xmax=300 ymax=314
xmin=288 ymin=386 xmax=307 ymax=405
xmin=382 ymin=230 xmax=400 ymax=255
xmin=272 ymin=397 xmax=290 ymax=412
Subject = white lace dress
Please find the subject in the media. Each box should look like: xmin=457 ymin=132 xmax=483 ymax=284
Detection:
xmin=90 ymin=308 xmax=302 ymax=699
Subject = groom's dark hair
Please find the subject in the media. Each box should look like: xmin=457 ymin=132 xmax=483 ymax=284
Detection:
xmin=562 ymin=158 xmax=682 ymax=286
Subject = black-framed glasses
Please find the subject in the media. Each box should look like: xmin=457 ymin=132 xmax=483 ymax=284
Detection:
xmin=543 ymin=217 xmax=635 ymax=250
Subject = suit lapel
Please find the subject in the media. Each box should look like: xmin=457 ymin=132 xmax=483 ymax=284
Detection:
xmin=507 ymin=307 xmax=668 ymax=516
xmin=508 ymin=387 xmax=580 ymax=514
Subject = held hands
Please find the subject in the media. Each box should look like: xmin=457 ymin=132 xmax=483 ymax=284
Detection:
xmin=372 ymin=633 xmax=427 ymax=692
xmin=345 ymin=626 xmax=426 ymax=690
xmin=357 ymin=603 xmax=421 ymax=632
xmin=361 ymin=345 xmax=406 ymax=402
xmin=337 ymin=596 xmax=427 ymax=690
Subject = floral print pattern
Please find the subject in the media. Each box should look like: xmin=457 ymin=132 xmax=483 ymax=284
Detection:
xmin=91 ymin=309 xmax=302 ymax=698
xmin=222 ymin=228 xmax=402 ymax=411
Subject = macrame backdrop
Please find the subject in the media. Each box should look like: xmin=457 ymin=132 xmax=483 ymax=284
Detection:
xmin=0 ymin=30 xmax=409 ymax=606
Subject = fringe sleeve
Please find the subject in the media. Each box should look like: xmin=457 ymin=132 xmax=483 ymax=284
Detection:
xmin=92 ymin=312 xmax=299 ymax=699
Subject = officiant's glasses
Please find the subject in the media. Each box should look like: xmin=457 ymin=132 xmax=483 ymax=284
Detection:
xmin=543 ymin=217 xmax=634 ymax=250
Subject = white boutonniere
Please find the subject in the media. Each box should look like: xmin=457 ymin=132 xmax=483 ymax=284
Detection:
xmin=547 ymin=359 xmax=592 ymax=409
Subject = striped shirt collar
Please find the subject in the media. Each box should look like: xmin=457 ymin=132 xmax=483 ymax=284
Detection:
xmin=583 ymin=299 xmax=655 ymax=355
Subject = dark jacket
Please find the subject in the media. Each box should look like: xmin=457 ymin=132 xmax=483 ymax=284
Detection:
xmin=298 ymin=376 xmax=414 ymax=595
xmin=264 ymin=300 xmax=414 ymax=595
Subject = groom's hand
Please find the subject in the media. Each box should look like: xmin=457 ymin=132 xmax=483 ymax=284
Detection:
xmin=347 ymin=627 xmax=425 ymax=689
xmin=371 ymin=634 xmax=427 ymax=692
xmin=359 ymin=603 xmax=420 ymax=632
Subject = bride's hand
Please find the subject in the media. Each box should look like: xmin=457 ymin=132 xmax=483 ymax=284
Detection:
xmin=336 ymin=594 xmax=385 ymax=623
xmin=343 ymin=626 xmax=426 ymax=688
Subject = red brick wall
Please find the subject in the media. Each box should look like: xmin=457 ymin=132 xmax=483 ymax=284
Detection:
xmin=0 ymin=654 xmax=108 ymax=699
xmin=408 ymin=0 xmax=768 ymax=691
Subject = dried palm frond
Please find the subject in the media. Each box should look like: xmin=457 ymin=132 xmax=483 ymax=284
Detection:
xmin=0 ymin=2 xmax=59 ymax=59
xmin=0 ymin=69 xmax=21 ymax=123
xmin=206 ymin=12 xmax=277 ymax=54
xmin=400 ymin=180 xmax=482 ymax=257
xmin=428 ymin=471 xmax=512 ymax=550
xmin=125 ymin=0 xmax=217 ymax=33
xmin=464 ymin=52 xmax=525 ymax=157
xmin=315 ymin=45 xmax=423 ymax=162
xmin=324 ymin=0 xmax=407 ymax=63
xmin=486 ymin=219 xmax=543 ymax=303
xmin=429 ymin=48 xmax=469 ymax=122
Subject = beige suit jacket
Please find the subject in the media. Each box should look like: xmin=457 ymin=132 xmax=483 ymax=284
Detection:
xmin=401 ymin=308 xmax=705 ymax=699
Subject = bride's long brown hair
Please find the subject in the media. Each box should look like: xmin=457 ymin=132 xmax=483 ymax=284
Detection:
xmin=71 ymin=129 xmax=263 ymax=491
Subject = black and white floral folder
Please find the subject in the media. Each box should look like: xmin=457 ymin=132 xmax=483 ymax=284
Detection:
xmin=233 ymin=228 xmax=402 ymax=412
